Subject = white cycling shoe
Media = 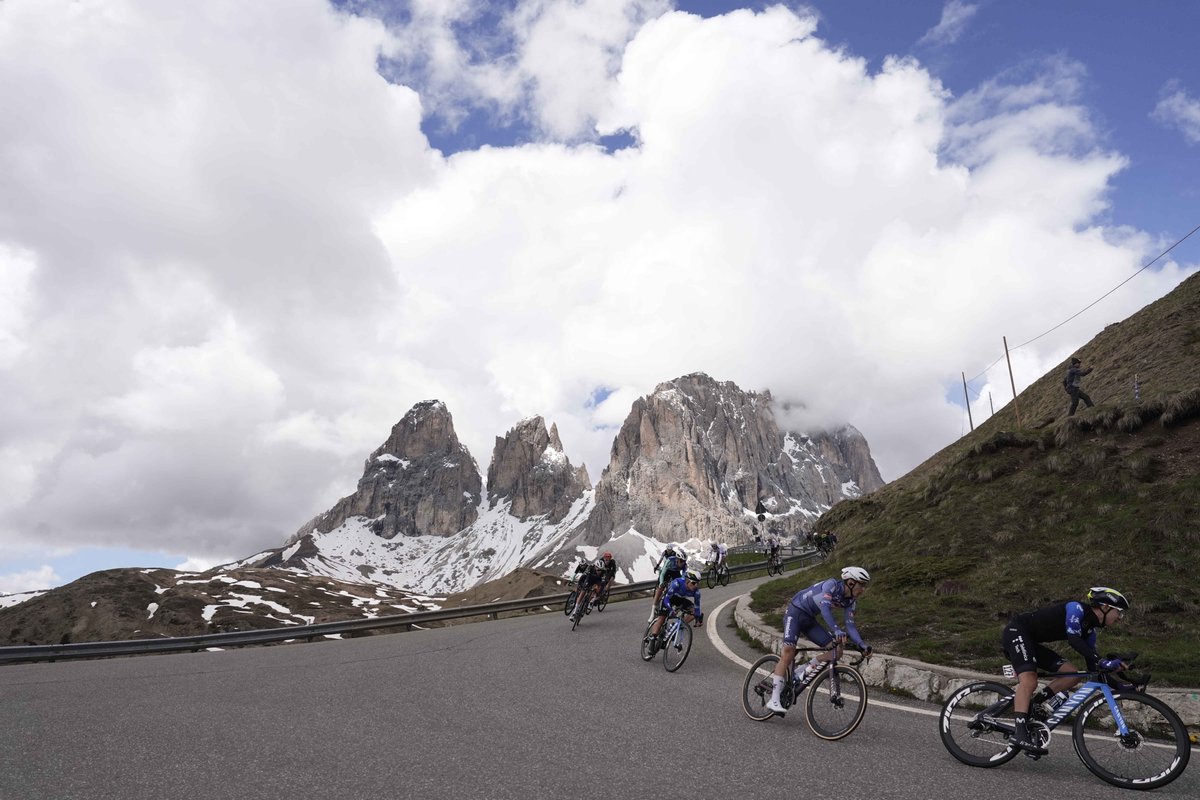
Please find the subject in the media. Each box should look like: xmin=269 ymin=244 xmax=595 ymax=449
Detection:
xmin=766 ymin=697 xmax=787 ymax=715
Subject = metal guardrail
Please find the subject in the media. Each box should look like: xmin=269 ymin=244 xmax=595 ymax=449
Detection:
xmin=0 ymin=550 xmax=819 ymax=665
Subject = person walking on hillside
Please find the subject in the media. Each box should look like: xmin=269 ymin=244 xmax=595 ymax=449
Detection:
xmin=1064 ymin=356 xmax=1094 ymax=416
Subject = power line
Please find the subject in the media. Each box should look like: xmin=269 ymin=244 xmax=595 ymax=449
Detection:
xmin=964 ymin=221 xmax=1200 ymax=385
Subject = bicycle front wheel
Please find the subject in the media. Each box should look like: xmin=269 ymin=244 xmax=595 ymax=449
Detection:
xmin=1072 ymin=690 xmax=1191 ymax=790
xmin=719 ymin=566 xmax=730 ymax=587
xmin=741 ymin=654 xmax=780 ymax=721
xmin=563 ymin=590 xmax=577 ymax=617
xmin=663 ymin=622 xmax=693 ymax=672
xmin=938 ymin=681 xmax=1020 ymax=768
xmin=595 ymin=589 xmax=609 ymax=612
xmin=804 ymin=664 xmax=867 ymax=740
xmin=707 ymin=569 xmax=717 ymax=589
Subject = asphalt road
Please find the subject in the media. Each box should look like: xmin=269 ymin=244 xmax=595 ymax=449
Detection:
xmin=2 ymin=575 xmax=1195 ymax=800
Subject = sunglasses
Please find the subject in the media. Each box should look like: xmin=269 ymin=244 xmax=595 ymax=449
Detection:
xmin=685 ymin=579 xmax=698 ymax=585
xmin=1107 ymin=606 xmax=1125 ymax=619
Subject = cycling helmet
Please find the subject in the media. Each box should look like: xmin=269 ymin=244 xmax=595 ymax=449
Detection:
xmin=602 ymin=551 xmax=613 ymax=560
xmin=663 ymin=547 xmax=676 ymax=557
xmin=1087 ymin=586 xmax=1129 ymax=611
xmin=685 ymin=569 xmax=701 ymax=583
xmin=841 ymin=566 xmax=871 ymax=583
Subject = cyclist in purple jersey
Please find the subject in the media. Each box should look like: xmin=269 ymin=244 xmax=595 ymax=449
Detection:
xmin=765 ymin=566 xmax=873 ymax=715
xmin=1001 ymin=587 xmax=1130 ymax=755
xmin=647 ymin=569 xmax=703 ymax=641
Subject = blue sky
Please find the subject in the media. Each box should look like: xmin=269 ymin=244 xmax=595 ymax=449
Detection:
xmin=1 ymin=0 xmax=1197 ymax=594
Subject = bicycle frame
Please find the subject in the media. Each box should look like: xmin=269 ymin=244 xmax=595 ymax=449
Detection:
xmin=982 ymin=672 xmax=1131 ymax=738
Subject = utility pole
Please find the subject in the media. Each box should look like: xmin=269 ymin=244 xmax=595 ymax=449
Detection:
xmin=961 ymin=372 xmax=974 ymax=432
xmin=1004 ymin=336 xmax=1022 ymax=428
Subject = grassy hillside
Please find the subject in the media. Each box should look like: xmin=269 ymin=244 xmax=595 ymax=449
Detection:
xmin=753 ymin=271 xmax=1200 ymax=686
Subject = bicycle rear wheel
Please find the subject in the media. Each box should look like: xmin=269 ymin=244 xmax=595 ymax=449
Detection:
xmin=662 ymin=622 xmax=693 ymax=672
xmin=640 ymin=622 xmax=658 ymax=661
xmin=719 ymin=566 xmax=730 ymax=587
xmin=804 ymin=665 xmax=867 ymax=740
xmin=706 ymin=568 xmax=717 ymax=589
xmin=938 ymin=681 xmax=1020 ymax=767
xmin=741 ymin=654 xmax=780 ymax=721
xmin=1072 ymin=690 xmax=1191 ymax=790
xmin=595 ymin=588 xmax=609 ymax=612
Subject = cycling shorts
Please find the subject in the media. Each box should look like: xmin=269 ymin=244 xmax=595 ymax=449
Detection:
xmin=659 ymin=569 xmax=683 ymax=586
xmin=781 ymin=605 xmax=833 ymax=648
xmin=1001 ymin=622 xmax=1066 ymax=675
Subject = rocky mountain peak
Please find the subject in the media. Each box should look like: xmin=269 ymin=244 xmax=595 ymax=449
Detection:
xmin=487 ymin=416 xmax=590 ymax=523
xmin=294 ymin=400 xmax=481 ymax=541
xmin=576 ymin=372 xmax=882 ymax=550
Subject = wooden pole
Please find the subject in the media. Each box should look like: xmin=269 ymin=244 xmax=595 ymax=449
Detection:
xmin=962 ymin=372 xmax=974 ymax=432
xmin=1003 ymin=336 xmax=1022 ymax=428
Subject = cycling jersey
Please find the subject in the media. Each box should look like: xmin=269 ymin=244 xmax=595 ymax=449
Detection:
xmin=782 ymin=578 xmax=865 ymax=648
xmin=1002 ymin=601 xmax=1101 ymax=672
xmin=660 ymin=575 xmax=701 ymax=617
xmin=657 ymin=554 xmax=687 ymax=585
xmin=600 ymin=558 xmax=617 ymax=582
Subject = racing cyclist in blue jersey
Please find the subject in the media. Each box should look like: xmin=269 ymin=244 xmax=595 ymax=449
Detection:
xmin=765 ymin=566 xmax=873 ymax=715
xmin=645 ymin=569 xmax=704 ymax=653
xmin=1000 ymin=586 xmax=1130 ymax=755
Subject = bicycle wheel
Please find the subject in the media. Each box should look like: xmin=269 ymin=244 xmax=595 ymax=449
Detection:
xmin=706 ymin=568 xmax=717 ymax=589
xmin=719 ymin=566 xmax=730 ymax=587
xmin=741 ymin=654 xmax=781 ymax=721
xmin=595 ymin=588 xmax=609 ymax=612
xmin=804 ymin=664 xmax=868 ymax=740
xmin=938 ymin=681 xmax=1020 ymax=767
xmin=663 ymin=622 xmax=693 ymax=672
xmin=640 ymin=622 xmax=658 ymax=661
xmin=1071 ymin=690 xmax=1191 ymax=790
xmin=563 ymin=590 xmax=577 ymax=617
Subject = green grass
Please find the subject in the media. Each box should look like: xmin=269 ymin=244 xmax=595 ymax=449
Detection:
xmin=752 ymin=272 xmax=1200 ymax=686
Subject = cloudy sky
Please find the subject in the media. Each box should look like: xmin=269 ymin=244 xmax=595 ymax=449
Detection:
xmin=2 ymin=0 xmax=1198 ymax=593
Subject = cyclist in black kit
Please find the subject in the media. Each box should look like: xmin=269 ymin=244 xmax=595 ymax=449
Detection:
xmin=1000 ymin=587 xmax=1130 ymax=755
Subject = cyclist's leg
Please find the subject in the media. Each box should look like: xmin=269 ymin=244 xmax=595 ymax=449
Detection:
xmin=1045 ymin=658 xmax=1082 ymax=695
xmin=1001 ymin=623 xmax=1049 ymax=753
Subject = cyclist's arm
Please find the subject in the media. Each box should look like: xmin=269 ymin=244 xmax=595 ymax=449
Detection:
xmin=843 ymin=602 xmax=866 ymax=649
xmin=1063 ymin=601 xmax=1100 ymax=668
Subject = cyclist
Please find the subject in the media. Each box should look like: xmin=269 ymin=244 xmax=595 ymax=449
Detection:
xmin=649 ymin=545 xmax=688 ymax=621
xmin=592 ymin=551 xmax=618 ymax=602
xmin=570 ymin=557 xmax=605 ymax=618
xmin=709 ymin=541 xmax=728 ymax=570
xmin=765 ymin=566 xmax=873 ymax=715
xmin=1000 ymin=586 xmax=1131 ymax=755
xmin=766 ymin=534 xmax=781 ymax=567
xmin=646 ymin=568 xmax=704 ymax=652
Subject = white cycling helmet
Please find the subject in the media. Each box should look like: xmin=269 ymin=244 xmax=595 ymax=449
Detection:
xmin=841 ymin=566 xmax=870 ymax=583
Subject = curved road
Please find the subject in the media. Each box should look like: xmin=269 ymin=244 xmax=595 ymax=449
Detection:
xmin=2 ymin=575 xmax=1194 ymax=799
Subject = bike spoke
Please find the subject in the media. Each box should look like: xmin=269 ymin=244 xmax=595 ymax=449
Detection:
xmin=741 ymin=654 xmax=780 ymax=721
xmin=1073 ymin=692 xmax=1191 ymax=790
xmin=938 ymin=682 xmax=1020 ymax=768
xmin=805 ymin=665 xmax=867 ymax=740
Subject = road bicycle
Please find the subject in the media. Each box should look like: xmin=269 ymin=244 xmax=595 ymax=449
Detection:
xmin=705 ymin=560 xmax=730 ymax=588
xmin=594 ymin=583 xmax=610 ymax=612
xmin=640 ymin=600 xmax=696 ymax=672
xmin=766 ymin=551 xmax=784 ymax=576
xmin=567 ymin=584 xmax=597 ymax=631
xmin=741 ymin=644 xmax=869 ymax=740
xmin=814 ymin=539 xmax=835 ymax=559
xmin=938 ymin=654 xmax=1190 ymax=790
